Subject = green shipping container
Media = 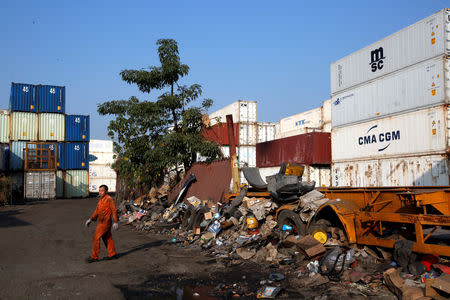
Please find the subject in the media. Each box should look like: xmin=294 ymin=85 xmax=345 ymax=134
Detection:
xmin=64 ymin=170 xmax=89 ymax=198
xmin=56 ymin=170 xmax=63 ymax=198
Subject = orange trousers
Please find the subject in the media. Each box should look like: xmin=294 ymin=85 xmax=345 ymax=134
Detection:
xmin=91 ymin=225 xmax=116 ymax=259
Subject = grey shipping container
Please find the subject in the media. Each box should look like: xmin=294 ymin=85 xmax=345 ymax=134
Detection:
xmin=24 ymin=171 xmax=56 ymax=199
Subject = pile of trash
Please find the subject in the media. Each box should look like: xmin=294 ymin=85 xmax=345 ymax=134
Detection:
xmin=117 ymin=183 xmax=450 ymax=299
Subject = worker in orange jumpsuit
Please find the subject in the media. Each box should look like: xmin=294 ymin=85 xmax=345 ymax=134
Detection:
xmin=85 ymin=184 xmax=119 ymax=263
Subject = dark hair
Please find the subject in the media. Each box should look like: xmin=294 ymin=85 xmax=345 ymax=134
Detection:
xmin=99 ymin=184 xmax=109 ymax=192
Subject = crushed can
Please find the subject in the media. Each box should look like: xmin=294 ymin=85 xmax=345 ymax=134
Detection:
xmin=246 ymin=214 xmax=258 ymax=230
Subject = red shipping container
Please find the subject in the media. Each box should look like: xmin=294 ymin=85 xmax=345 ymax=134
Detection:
xmin=202 ymin=123 xmax=239 ymax=146
xmin=256 ymin=132 xmax=331 ymax=167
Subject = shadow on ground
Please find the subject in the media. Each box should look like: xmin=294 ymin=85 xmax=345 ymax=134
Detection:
xmin=0 ymin=210 xmax=32 ymax=227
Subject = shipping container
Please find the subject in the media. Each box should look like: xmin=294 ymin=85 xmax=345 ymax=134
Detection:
xmin=9 ymin=171 xmax=24 ymax=197
xmin=280 ymin=107 xmax=323 ymax=133
xmin=256 ymin=132 xmax=331 ymax=167
xmin=303 ymin=165 xmax=331 ymax=187
xmin=332 ymin=56 xmax=450 ymax=128
xmin=323 ymin=122 xmax=332 ymax=133
xmin=10 ymin=112 xmax=38 ymax=141
xmin=89 ymin=178 xmax=116 ymax=193
xmin=37 ymin=85 xmax=65 ymax=113
xmin=89 ymin=139 xmax=113 ymax=153
xmin=56 ymin=170 xmax=63 ymax=198
xmin=39 ymin=113 xmax=65 ymax=141
xmin=89 ymin=152 xmax=115 ymax=165
xmin=64 ymin=142 xmax=89 ymax=170
xmin=64 ymin=170 xmax=89 ymax=198
xmin=24 ymin=171 xmax=56 ymax=199
xmin=276 ymin=127 xmax=324 ymax=139
xmin=257 ymin=122 xmax=277 ymax=143
xmin=332 ymin=153 xmax=449 ymax=187
xmin=89 ymin=164 xmax=116 ymax=179
xmin=332 ymin=105 xmax=449 ymax=162
xmin=209 ymin=100 xmax=257 ymax=125
xmin=330 ymin=8 xmax=450 ymax=94
xmin=9 ymin=141 xmax=27 ymax=170
xmin=9 ymin=83 xmax=37 ymax=112
xmin=220 ymin=146 xmax=257 ymax=168
xmin=322 ymin=99 xmax=331 ymax=124
xmin=0 ymin=110 xmax=9 ymax=143
xmin=0 ymin=144 xmax=6 ymax=171
xmin=65 ymin=115 xmax=90 ymax=142
xmin=239 ymin=123 xmax=257 ymax=145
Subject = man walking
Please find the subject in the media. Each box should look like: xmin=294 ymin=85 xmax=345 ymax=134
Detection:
xmin=85 ymin=184 xmax=119 ymax=263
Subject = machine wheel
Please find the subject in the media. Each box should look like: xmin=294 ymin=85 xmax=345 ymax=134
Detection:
xmin=277 ymin=210 xmax=306 ymax=236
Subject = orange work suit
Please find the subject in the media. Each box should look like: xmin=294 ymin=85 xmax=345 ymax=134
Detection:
xmin=89 ymin=194 xmax=118 ymax=259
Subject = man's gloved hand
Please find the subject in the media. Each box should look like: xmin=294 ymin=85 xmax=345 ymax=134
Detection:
xmin=85 ymin=219 xmax=92 ymax=227
xmin=112 ymin=222 xmax=119 ymax=231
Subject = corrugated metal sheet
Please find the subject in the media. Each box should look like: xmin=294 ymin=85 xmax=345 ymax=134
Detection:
xmin=56 ymin=170 xmax=63 ymax=198
xmin=90 ymin=178 xmax=116 ymax=193
xmin=332 ymin=153 xmax=449 ymax=187
xmin=0 ymin=110 xmax=9 ymax=143
xmin=256 ymin=132 xmax=331 ymax=167
xmin=332 ymin=56 xmax=450 ymax=128
xmin=209 ymin=100 xmax=257 ymax=125
xmin=37 ymin=85 xmax=65 ymax=113
xmin=64 ymin=142 xmax=89 ymax=170
xmin=10 ymin=112 xmax=38 ymax=141
xmin=9 ymin=83 xmax=37 ymax=112
xmin=322 ymin=99 xmax=331 ymax=124
xmin=280 ymin=107 xmax=323 ymax=133
xmin=257 ymin=122 xmax=277 ymax=143
xmin=25 ymin=171 xmax=56 ymax=199
xmin=89 ymin=139 xmax=113 ymax=153
xmin=332 ymin=105 xmax=449 ymax=162
xmin=65 ymin=115 xmax=90 ymax=142
xmin=167 ymin=159 xmax=232 ymax=204
xmin=64 ymin=170 xmax=89 ymax=198
xmin=9 ymin=141 xmax=27 ymax=170
xmin=39 ymin=113 xmax=65 ymax=141
xmin=331 ymin=8 xmax=449 ymax=94
xmin=239 ymin=123 xmax=257 ymax=145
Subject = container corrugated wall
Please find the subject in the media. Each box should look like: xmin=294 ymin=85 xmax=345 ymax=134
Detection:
xmin=65 ymin=115 xmax=90 ymax=142
xmin=25 ymin=171 xmax=56 ymax=199
xmin=10 ymin=112 xmax=38 ymax=141
xmin=9 ymin=141 xmax=27 ymax=170
xmin=9 ymin=83 xmax=37 ymax=112
xmin=56 ymin=170 xmax=63 ymax=198
xmin=38 ymin=85 xmax=65 ymax=113
xmin=257 ymin=122 xmax=277 ymax=143
xmin=330 ymin=8 xmax=449 ymax=94
xmin=280 ymin=107 xmax=323 ymax=133
xmin=209 ymin=100 xmax=257 ymax=125
xmin=0 ymin=110 xmax=9 ymax=143
xmin=332 ymin=56 xmax=450 ymax=128
xmin=64 ymin=170 xmax=89 ymax=198
xmin=89 ymin=139 xmax=116 ymax=193
xmin=64 ymin=142 xmax=89 ymax=169
xmin=56 ymin=143 xmax=64 ymax=170
xmin=332 ymin=105 xmax=449 ymax=162
xmin=39 ymin=113 xmax=65 ymax=141
xmin=89 ymin=139 xmax=113 ymax=153
xmin=89 ymin=178 xmax=116 ymax=193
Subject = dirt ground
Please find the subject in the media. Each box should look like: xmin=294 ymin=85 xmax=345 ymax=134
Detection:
xmin=0 ymin=197 xmax=396 ymax=299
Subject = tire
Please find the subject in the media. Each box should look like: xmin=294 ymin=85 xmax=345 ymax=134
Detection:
xmin=277 ymin=210 xmax=305 ymax=236
xmin=181 ymin=207 xmax=195 ymax=230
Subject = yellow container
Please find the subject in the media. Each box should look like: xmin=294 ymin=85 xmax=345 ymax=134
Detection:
xmin=246 ymin=215 xmax=258 ymax=229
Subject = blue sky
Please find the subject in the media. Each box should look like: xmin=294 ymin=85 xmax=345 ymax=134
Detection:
xmin=0 ymin=0 xmax=447 ymax=139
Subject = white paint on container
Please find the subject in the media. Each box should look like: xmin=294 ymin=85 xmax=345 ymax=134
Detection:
xmin=25 ymin=171 xmax=56 ymax=199
xmin=10 ymin=112 xmax=38 ymax=141
xmin=332 ymin=105 xmax=449 ymax=162
xmin=280 ymin=107 xmax=323 ymax=133
xmin=332 ymin=56 xmax=450 ymax=128
xmin=209 ymin=100 xmax=257 ymax=125
xmin=90 ymin=178 xmax=116 ymax=193
xmin=332 ymin=154 xmax=449 ymax=187
xmin=65 ymin=170 xmax=89 ymax=198
xmin=303 ymin=165 xmax=331 ymax=187
xmin=89 ymin=139 xmax=114 ymax=153
xmin=0 ymin=110 xmax=9 ymax=143
xmin=39 ymin=113 xmax=65 ymax=141
xmin=323 ymin=122 xmax=332 ymax=133
xmin=257 ymin=122 xmax=277 ymax=143
xmin=239 ymin=123 xmax=257 ymax=145
xmin=331 ymin=8 xmax=450 ymax=94
xmin=322 ymin=99 xmax=332 ymax=124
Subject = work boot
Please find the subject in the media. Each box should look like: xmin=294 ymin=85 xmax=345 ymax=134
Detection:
xmin=105 ymin=254 xmax=119 ymax=260
xmin=86 ymin=257 xmax=99 ymax=263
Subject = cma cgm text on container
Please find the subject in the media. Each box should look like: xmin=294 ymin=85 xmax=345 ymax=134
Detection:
xmin=330 ymin=8 xmax=450 ymax=95
xmin=332 ymin=56 xmax=450 ymax=128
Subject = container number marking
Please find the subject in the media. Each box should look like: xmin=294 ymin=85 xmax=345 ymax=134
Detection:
xmin=22 ymin=86 xmax=29 ymax=93
xmin=75 ymin=117 xmax=81 ymax=123
xmin=50 ymin=88 xmax=56 ymax=94
xmin=74 ymin=145 xmax=80 ymax=151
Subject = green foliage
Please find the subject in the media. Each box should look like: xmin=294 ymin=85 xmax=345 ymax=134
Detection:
xmin=98 ymin=39 xmax=221 ymax=190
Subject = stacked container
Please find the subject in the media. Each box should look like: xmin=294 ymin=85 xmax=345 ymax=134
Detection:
xmin=89 ymin=139 xmax=117 ymax=193
xmin=330 ymin=8 xmax=450 ymax=187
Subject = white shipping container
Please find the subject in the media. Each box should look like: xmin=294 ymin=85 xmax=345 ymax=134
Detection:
xmin=332 ymin=56 xmax=450 ymax=127
xmin=0 ymin=110 xmax=9 ymax=143
xmin=323 ymin=122 xmax=332 ymax=133
xmin=303 ymin=165 xmax=331 ymax=188
xmin=257 ymin=122 xmax=277 ymax=143
xmin=331 ymin=8 xmax=450 ymax=94
xmin=209 ymin=100 xmax=257 ymax=125
xmin=89 ymin=164 xmax=117 ymax=179
xmin=25 ymin=171 xmax=56 ymax=199
xmin=89 ymin=152 xmax=115 ymax=165
xmin=332 ymin=154 xmax=449 ymax=187
xmin=39 ymin=113 xmax=65 ymax=141
xmin=239 ymin=123 xmax=257 ymax=145
xmin=276 ymin=128 xmax=323 ymax=139
xmin=322 ymin=99 xmax=331 ymax=124
xmin=90 ymin=178 xmax=116 ymax=193
xmin=220 ymin=146 xmax=256 ymax=168
xmin=10 ymin=112 xmax=38 ymax=141
xmin=89 ymin=139 xmax=114 ymax=153
xmin=332 ymin=105 xmax=449 ymax=162
xmin=280 ymin=107 xmax=323 ymax=133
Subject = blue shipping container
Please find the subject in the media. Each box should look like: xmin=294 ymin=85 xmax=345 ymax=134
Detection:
xmin=10 ymin=83 xmax=38 ymax=112
xmin=65 ymin=115 xmax=90 ymax=142
xmin=38 ymin=85 xmax=65 ymax=113
xmin=9 ymin=141 xmax=27 ymax=170
xmin=64 ymin=142 xmax=89 ymax=170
